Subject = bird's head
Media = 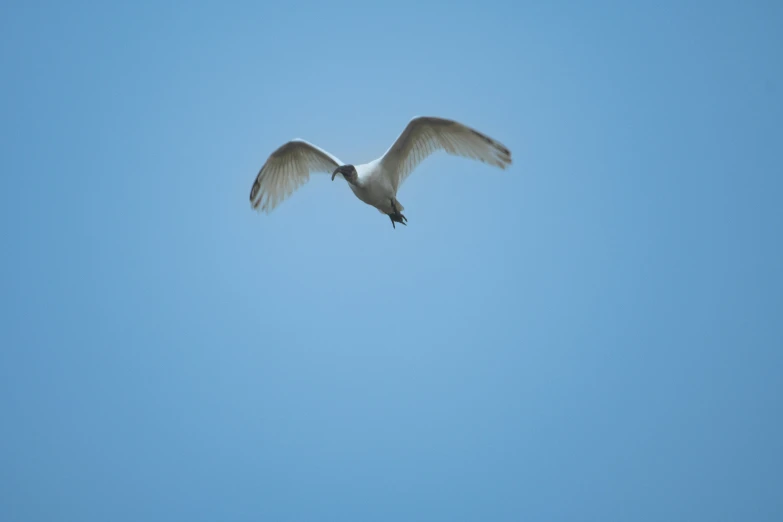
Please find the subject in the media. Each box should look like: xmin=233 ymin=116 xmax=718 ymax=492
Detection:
xmin=332 ymin=165 xmax=358 ymax=185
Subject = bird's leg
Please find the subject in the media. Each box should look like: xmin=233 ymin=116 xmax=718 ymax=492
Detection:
xmin=388 ymin=199 xmax=407 ymax=228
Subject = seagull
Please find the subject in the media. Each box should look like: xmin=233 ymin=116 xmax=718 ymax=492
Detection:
xmin=249 ymin=116 xmax=512 ymax=228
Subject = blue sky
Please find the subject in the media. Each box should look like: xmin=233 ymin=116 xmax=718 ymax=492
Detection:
xmin=1 ymin=1 xmax=781 ymax=520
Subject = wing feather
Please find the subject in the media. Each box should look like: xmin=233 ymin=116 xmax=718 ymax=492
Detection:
xmin=249 ymin=139 xmax=342 ymax=213
xmin=379 ymin=116 xmax=512 ymax=192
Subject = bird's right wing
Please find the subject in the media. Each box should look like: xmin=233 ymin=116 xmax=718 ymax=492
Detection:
xmin=250 ymin=139 xmax=343 ymax=213
xmin=378 ymin=116 xmax=512 ymax=192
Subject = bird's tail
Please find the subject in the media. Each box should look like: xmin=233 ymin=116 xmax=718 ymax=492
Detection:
xmin=376 ymin=197 xmax=405 ymax=215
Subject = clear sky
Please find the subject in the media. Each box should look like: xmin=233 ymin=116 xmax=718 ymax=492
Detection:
xmin=1 ymin=1 xmax=781 ymax=521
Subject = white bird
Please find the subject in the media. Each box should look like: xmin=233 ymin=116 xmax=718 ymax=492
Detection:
xmin=249 ymin=116 xmax=512 ymax=228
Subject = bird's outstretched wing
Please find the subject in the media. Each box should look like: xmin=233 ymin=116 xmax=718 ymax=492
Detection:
xmin=379 ymin=116 xmax=512 ymax=192
xmin=250 ymin=139 xmax=343 ymax=213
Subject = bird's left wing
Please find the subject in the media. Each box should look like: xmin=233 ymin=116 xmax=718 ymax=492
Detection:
xmin=378 ymin=116 xmax=512 ymax=192
xmin=250 ymin=139 xmax=343 ymax=213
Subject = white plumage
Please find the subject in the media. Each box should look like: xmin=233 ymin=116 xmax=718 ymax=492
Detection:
xmin=249 ymin=116 xmax=512 ymax=228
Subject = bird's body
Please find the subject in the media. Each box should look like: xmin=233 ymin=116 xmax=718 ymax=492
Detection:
xmin=249 ymin=116 xmax=512 ymax=228
xmin=345 ymin=160 xmax=402 ymax=215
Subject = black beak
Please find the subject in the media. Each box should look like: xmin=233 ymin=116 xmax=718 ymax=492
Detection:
xmin=332 ymin=165 xmax=356 ymax=182
xmin=332 ymin=165 xmax=350 ymax=181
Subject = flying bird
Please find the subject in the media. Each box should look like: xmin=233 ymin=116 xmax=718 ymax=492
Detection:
xmin=249 ymin=116 xmax=512 ymax=228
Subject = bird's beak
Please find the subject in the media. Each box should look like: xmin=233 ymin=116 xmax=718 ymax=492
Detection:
xmin=331 ymin=168 xmax=340 ymax=181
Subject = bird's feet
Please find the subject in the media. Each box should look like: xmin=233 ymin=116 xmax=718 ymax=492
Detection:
xmin=389 ymin=213 xmax=407 ymax=229
xmin=389 ymin=200 xmax=407 ymax=229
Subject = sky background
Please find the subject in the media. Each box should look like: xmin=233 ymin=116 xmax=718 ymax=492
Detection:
xmin=1 ymin=1 xmax=782 ymax=521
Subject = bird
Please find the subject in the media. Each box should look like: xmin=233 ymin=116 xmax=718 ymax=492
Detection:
xmin=249 ymin=116 xmax=512 ymax=228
